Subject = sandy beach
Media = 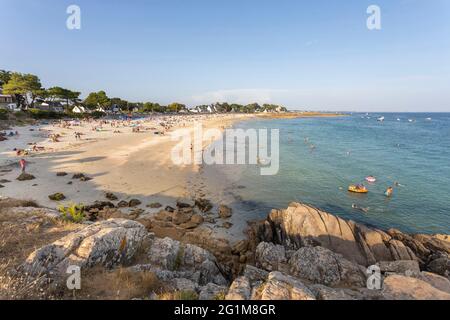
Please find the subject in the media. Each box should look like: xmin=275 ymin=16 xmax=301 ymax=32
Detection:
xmin=0 ymin=115 xmax=246 ymax=199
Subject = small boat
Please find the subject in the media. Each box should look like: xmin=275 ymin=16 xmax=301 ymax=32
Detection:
xmin=377 ymin=116 xmax=385 ymax=122
xmin=348 ymin=185 xmax=368 ymax=194
xmin=408 ymin=119 xmax=415 ymax=123
xmin=397 ymin=118 xmax=401 ymax=121
xmin=365 ymin=176 xmax=377 ymax=183
xmin=426 ymin=118 xmax=432 ymax=121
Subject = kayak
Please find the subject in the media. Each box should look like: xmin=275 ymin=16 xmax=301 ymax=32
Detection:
xmin=365 ymin=176 xmax=377 ymax=183
xmin=348 ymin=185 xmax=368 ymax=193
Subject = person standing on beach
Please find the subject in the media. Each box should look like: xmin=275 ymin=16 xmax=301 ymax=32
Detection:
xmin=19 ymin=159 xmax=27 ymax=173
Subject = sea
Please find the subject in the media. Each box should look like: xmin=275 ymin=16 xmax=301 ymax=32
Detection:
xmin=209 ymin=113 xmax=450 ymax=235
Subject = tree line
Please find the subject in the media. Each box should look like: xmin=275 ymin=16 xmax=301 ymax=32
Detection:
xmin=0 ymin=70 xmax=287 ymax=114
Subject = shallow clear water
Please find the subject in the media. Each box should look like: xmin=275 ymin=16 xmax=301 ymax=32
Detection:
xmin=219 ymin=113 xmax=450 ymax=234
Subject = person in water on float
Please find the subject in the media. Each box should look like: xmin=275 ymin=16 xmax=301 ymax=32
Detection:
xmin=19 ymin=159 xmax=27 ymax=173
xmin=385 ymin=187 xmax=393 ymax=197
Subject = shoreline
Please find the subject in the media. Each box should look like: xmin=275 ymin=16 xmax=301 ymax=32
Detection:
xmin=0 ymin=113 xmax=279 ymax=241
xmin=1 ymin=111 xmax=443 ymax=240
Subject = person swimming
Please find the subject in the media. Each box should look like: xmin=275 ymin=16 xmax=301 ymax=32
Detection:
xmin=385 ymin=187 xmax=394 ymax=197
xmin=352 ymin=204 xmax=369 ymax=213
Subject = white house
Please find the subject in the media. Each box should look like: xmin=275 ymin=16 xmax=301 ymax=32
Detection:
xmin=0 ymin=94 xmax=14 ymax=110
xmin=7 ymin=103 xmax=20 ymax=112
xmin=72 ymin=106 xmax=86 ymax=113
xmin=111 ymin=105 xmax=120 ymax=113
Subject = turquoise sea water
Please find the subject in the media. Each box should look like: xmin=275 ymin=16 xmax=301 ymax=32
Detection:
xmin=220 ymin=113 xmax=450 ymax=235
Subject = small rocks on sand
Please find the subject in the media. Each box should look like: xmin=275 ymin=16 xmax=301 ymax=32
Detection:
xmin=147 ymin=202 xmax=162 ymax=209
xmin=105 ymin=192 xmax=118 ymax=201
xmin=17 ymin=172 xmax=36 ymax=181
xmin=128 ymin=199 xmax=142 ymax=207
xmin=72 ymin=173 xmax=85 ymax=179
xmin=222 ymin=222 xmax=233 ymax=229
xmin=195 ymin=198 xmax=213 ymax=213
xmin=165 ymin=206 xmax=176 ymax=213
xmin=176 ymin=201 xmax=193 ymax=209
xmin=56 ymin=172 xmax=67 ymax=177
xmin=191 ymin=214 xmax=204 ymax=225
xmin=117 ymin=200 xmax=129 ymax=208
xmin=218 ymin=205 xmax=232 ymax=219
xmin=48 ymin=193 xmax=66 ymax=201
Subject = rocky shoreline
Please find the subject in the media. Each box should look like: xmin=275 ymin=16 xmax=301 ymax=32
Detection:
xmin=0 ymin=198 xmax=449 ymax=300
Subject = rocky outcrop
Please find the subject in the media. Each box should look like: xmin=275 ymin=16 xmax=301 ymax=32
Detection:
xmin=255 ymin=242 xmax=287 ymax=272
xmin=7 ymin=200 xmax=450 ymax=300
xmin=382 ymin=274 xmax=450 ymax=300
xmin=18 ymin=214 xmax=229 ymax=298
xmin=225 ymin=276 xmax=251 ymax=300
xmin=289 ymin=246 xmax=366 ymax=287
xmin=144 ymin=237 xmax=227 ymax=286
xmin=377 ymin=260 xmax=420 ymax=276
xmin=199 ymin=283 xmax=227 ymax=300
xmin=22 ymin=219 xmax=148 ymax=277
xmin=254 ymin=271 xmax=316 ymax=300
xmin=310 ymin=285 xmax=364 ymax=300
xmin=250 ymin=202 xmax=448 ymax=276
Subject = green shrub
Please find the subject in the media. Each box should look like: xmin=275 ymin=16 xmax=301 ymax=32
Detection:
xmin=0 ymin=109 xmax=8 ymax=120
xmin=90 ymin=111 xmax=106 ymax=119
xmin=174 ymin=245 xmax=185 ymax=271
xmin=58 ymin=203 xmax=85 ymax=223
xmin=214 ymin=292 xmax=227 ymax=300
xmin=27 ymin=108 xmax=63 ymax=119
xmin=174 ymin=291 xmax=198 ymax=300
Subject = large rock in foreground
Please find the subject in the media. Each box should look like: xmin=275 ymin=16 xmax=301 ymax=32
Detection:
xmin=141 ymin=237 xmax=227 ymax=286
xmin=251 ymin=202 xmax=448 ymax=271
xmin=22 ymin=219 xmax=148 ymax=277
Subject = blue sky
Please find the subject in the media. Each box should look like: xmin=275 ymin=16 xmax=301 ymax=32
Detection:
xmin=1 ymin=0 xmax=449 ymax=111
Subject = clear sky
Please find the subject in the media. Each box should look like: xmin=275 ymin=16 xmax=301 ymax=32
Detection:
xmin=1 ymin=0 xmax=449 ymax=111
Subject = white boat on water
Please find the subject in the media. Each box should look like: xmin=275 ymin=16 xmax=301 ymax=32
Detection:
xmin=426 ymin=118 xmax=432 ymax=121
xmin=377 ymin=116 xmax=385 ymax=122
xmin=408 ymin=119 xmax=415 ymax=123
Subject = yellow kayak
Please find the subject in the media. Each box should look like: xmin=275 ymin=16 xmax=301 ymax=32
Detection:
xmin=348 ymin=185 xmax=368 ymax=193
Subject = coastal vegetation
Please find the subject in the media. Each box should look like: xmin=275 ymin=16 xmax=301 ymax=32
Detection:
xmin=0 ymin=69 xmax=288 ymax=118
xmin=58 ymin=203 xmax=86 ymax=223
